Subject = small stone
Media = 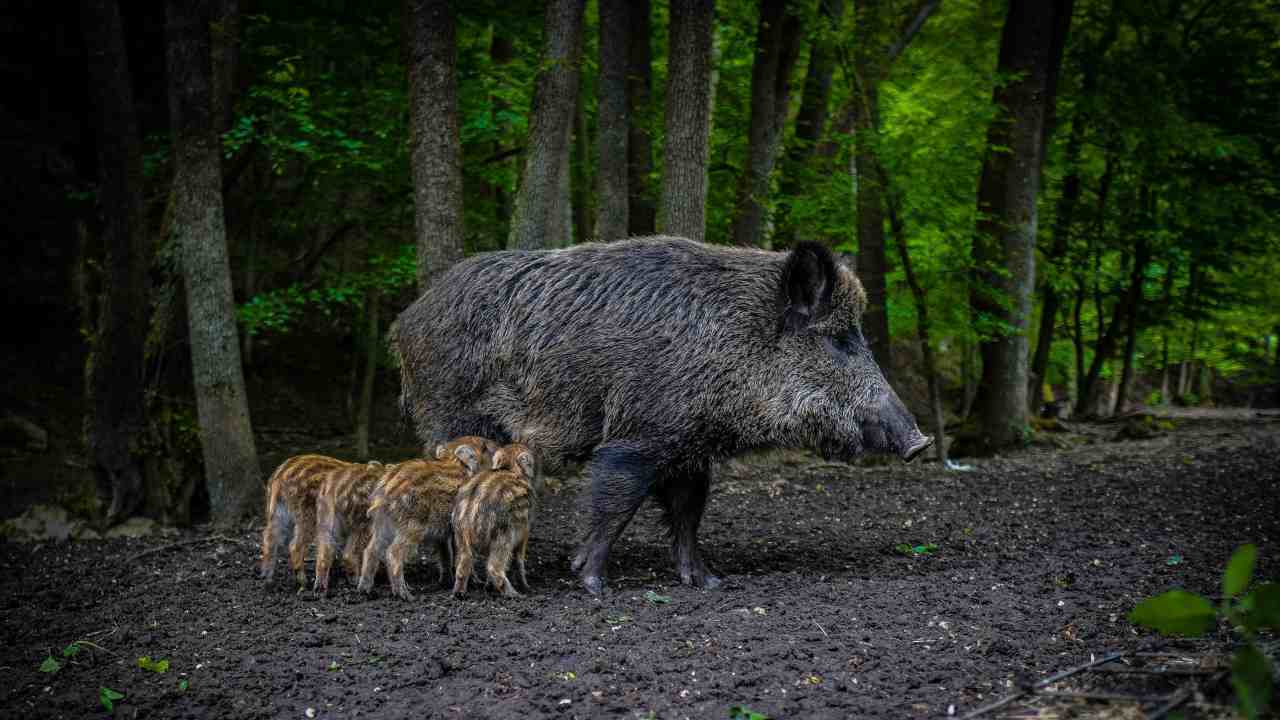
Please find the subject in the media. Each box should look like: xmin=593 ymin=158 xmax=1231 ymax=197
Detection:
xmin=305 ymin=708 xmax=316 ymax=718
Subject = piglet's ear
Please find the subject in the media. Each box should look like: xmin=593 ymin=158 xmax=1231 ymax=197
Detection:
xmin=454 ymin=445 xmax=479 ymax=473
xmin=491 ymin=448 xmax=507 ymax=470
xmin=780 ymin=241 xmax=838 ymax=332
xmin=434 ymin=444 xmax=448 ymax=460
xmin=516 ymin=451 xmax=536 ymax=479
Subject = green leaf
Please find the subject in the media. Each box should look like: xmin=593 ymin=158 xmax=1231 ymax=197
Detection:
xmin=1245 ymin=583 xmax=1280 ymax=630
xmin=1231 ymin=645 xmax=1273 ymax=720
xmin=39 ymin=656 xmax=61 ymax=673
xmin=100 ymin=687 xmax=125 ymax=713
xmin=178 ymin=679 xmax=189 ymax=692
xmin=62 ymin=642 xmax=82 ymax=658
xmin=1224 ymin=544 xmax=1258 ymax=598
xmin=728 ymin=706 xmax=770 ymax=720
xmin=1166 ymin=554 xmax=1183 ymax=566
xmin=1129 ymin=590 xmax=1218 ymax=636
xmin=643 ymin=590 xmax=672 ymax=605
xmin=138 ymin=656 xmax=170 ymax=673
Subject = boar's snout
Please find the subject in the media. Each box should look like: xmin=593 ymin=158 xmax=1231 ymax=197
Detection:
xmin=901 ymin=431 xmax=933 ymax=463
xmin=867 ymin=394 xmax=932 ymax=463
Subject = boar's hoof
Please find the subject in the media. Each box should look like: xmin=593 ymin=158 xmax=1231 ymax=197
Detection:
xmin=582 ymin=574 xmax=607 ymax=596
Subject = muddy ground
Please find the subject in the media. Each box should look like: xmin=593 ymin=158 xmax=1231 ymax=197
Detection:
xmin=1 ymin=413 xmax=1277 ymax=719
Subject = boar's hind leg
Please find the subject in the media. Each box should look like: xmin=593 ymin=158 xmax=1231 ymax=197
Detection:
xmin=571 ymin=443 xmax=656 ymax=595
xmin=656 ymin=468 xmax=721 ymax=589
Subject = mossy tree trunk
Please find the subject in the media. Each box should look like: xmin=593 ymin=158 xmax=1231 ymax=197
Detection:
xmin=660 ymin=0 xmax=716 ymax=242
xmin=167 ymin=0 xmax=262 ymax=525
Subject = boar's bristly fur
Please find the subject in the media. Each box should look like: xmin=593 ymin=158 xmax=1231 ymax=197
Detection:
xmin=394 ymin=236 xmax=931 ymax=594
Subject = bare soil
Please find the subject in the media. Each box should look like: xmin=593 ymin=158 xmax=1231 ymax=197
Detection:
xmin=1 ymin=414 xmax=1277 ymax=719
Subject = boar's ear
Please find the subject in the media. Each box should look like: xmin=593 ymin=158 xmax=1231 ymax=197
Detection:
xmin=780 ymin=241 xmax=838 ymax=332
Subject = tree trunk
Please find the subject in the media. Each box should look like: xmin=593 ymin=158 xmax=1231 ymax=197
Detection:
xmin=407 ymin=0 xmax=465 ymax=292
xmin=595 ymin=0 xmax=630 ymax=241
xmin=730 ymin=0 xmax=802 ymax=248
xmin=210 ymin=0 xmax=240 ymax=134
xmin=167 ymin=0 xmax=261 ymax=524
xmin=1027 ymin=13 xmax=1114 ymax=407
xmin=961 ymin=336 xmax=977 ymax=419
xmin=509 ymin=0 xmax=585 ymax=250
xmin=626 ymin=0 xmax=656 ymax=236
xmin=776 ymin=0 xmax=844 ymax=249
xmin=82 ymin=0 xmax=152 ymax=526
xmin=885 ymin=175 xmax=947 ymax=464
xmin=572 ymin=73 xmax=591 ymax=244
xmin=660 ymin=0 xmax=716 ymax=242
xmin=355 ymin=289 xmax=379 ymax=460
xmin=1072 ymin=279 xmax=1086 ymax=403
xmin=969 ymin=0 xmax=1072 ymax=451
xmin=491 ymin=33 xmax=515 ymax=231
xmin=1112 ymin=235 xmax=1151 ymax=414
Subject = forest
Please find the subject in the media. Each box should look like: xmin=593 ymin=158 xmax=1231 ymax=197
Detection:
xmin=1 ymin=0 xmax=1278 ymax=718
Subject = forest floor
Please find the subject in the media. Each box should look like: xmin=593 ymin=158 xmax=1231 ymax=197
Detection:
xmin=1 ymin=411 xmax=1277 ymax=719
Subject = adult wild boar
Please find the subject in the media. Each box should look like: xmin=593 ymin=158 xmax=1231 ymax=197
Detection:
xmin=394 ymin=237 xmax=931 ymax=594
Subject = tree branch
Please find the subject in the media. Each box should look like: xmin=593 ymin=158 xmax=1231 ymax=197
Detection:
xmin=883 ymin=0 xmax=940 ymax=69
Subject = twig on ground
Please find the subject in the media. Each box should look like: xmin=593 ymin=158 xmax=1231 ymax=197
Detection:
xmin=126 ymin=535 xmax=250 ymax=564
xmin=813 ymin=620 xmax=829 ymax=638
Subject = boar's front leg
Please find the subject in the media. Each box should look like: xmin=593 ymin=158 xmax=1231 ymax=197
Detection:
xmin=656 ymin=467 xmax=721 ymax=589
xmin=571 ymin=443 xmax=656 ymax=595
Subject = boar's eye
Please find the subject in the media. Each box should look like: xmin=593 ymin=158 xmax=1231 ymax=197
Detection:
xmin=823 ymin=329 xmax=865 ymax=362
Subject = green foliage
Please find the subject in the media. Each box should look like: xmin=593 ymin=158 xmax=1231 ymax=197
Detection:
xmin=1128 ymin=590 xmax=1217 ymax=636
xmin=137 ymin=656 xmax=170 ymax=673
xmin=99 ymin=687 xmax=125 ymax=713
xmin=894 ymin=543 xmax=939 ymax=557
xmin=728 ymin=705 xmax=770 ymax=720
xmin=1130 ymin=544 xmax=1278 ymax=718
xmin=39 ymin=656 xmax=61 ymax=673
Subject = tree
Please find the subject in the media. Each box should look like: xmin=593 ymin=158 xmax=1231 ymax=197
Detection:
xmin=167 ymin=0 xmax=262 ymax=524
xmin=729 ymin=0 xmax=802 ymax=248
xmin=775 ymin=0 xmax=845 ymax=249
xmin=407 ymin=0 xmax=465 ymax=292
xmin=509 ymin=0 xmax=586 ymax=250
xmin=660 ymin=0 xmax=716 ymax=242
xmin=80 ymin=0 xmax=151 ymax=526
xmin=626 ymin=0 xmax=657 ymax=236
xmin=968 ymin=0 xmax=1073 ymax=451
xmin=595 ymin=0 xmax=630 ymax=241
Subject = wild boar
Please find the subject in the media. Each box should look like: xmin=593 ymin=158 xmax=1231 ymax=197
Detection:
xmin=450 ymin=443 xmax=540 ymax=598
xmin=313 ymin=461 xmax=393 ymax=596
xmin=358 ymin=438 xmax=489 ymax=599
xmin=258 ymin=454 xmax=348 ymax=588
xmin=393 ymin=237 xmax=931 ymax=594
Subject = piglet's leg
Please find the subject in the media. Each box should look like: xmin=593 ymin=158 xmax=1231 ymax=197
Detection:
xmin=313 ymin=502 xmax=341 ymax=595
xmin=288 ymin=505 xmax=317 ymax=591
xmin=656 ymin=467 xmax=721 ymax=589
xmin=358 ymin=516 xmax=392 ymax=594
xmin=513 ymin=525 xmax=531 ymax=594
xmin=571 ymin=442 xmax=656 ymax=595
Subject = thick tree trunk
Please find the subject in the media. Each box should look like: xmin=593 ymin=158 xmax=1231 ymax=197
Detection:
xmin=969 ymin=0 xmax=1072 ymax=451
xmin=730 ymin=0 xmax=802 ymax=248
xmin=572 ymin=76 xmax=591 ymax=244
xmin=1072 ymin=280 xmax=1086 ymax=403
xmin=961 ymin=336 xmax=977 ymax=419
xmin=660 ymin=0 xmax=716 ymax=242
xmin=167 ymin=0 xmax=261 ymax=524
xmin=626 ymin=0 xmax=656 ymax=236
xmin=853 ymin=84 xmax=891 ymax=380
xmin=776 ymin=0 xmax=844 ymax=249
xmin=491 ymin=33 xmax=515 ymax=231
xmin=355 ymin=290 xmax=379 ymax=460
xmin=407 ymin=0 xmax=465 ymax=292
xmin=595 ymin=0 xmax=630 ymax=241
xmin=82 ymin=0 xmax=152 ymax=526
xmin=510 ymin=0 xmax=585 ymax=250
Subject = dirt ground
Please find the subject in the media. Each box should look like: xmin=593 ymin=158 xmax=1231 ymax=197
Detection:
xmin=1 ymin=413 xmax=1277 ymax=719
